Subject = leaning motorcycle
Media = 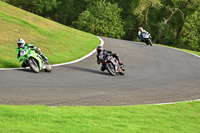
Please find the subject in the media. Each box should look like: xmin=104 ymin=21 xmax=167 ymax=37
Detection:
xmin=101 ymin=54 xmax=125 ymax=76
xmin=17 ymin=47 xmax=52 ymax=73
xmin=142 ymin=32 xmax=152 ymax=46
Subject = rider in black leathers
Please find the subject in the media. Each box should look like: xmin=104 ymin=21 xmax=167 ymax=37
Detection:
xmin=96 ymin=46 xmax=123 ymax=71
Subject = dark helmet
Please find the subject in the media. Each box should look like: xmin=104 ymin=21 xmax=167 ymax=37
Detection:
xmin=17 ymin=38 xmax=25 ymax=48
xmin=96 ymin=46 xmax=103 ymax=53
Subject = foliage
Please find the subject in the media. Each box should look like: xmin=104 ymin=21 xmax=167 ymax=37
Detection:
xmin=52 ymin=0 xmax=86 ymax=25
xmin=156 ymin=22 xmax=175 ymax=45
xmin=73 ymin=0 xmax=125 ymax=39
xmin=1 ymin=0 xmax=200 ymax=51
xmin=2 ymin=0 xmax=57 ymax=17
xmin=180 ymin=7 xmax=200 ymax=51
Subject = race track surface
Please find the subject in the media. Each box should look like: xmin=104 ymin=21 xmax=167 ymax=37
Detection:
xmin=0 ymin=37 xmax=200 ymax=106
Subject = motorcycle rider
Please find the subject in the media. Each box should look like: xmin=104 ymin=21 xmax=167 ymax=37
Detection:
xmin=16 ymin=38 xmax=48 ymax=68
xmin=138 ymin=27 xmax=150 ymax=42
xmin=96 ymin=46 xmax=123 ymax=72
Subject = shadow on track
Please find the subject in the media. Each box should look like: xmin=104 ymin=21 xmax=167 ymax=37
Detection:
xmin=16 ymin=68 xmax=49 ymax=73
xmin=16 ymin=68 xmax=32 ymax=73
xmin=64 ymin=66 xmax=110 ymax=76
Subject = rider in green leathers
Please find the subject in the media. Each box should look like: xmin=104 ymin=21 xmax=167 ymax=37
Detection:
xmin=16 ymin=38 xmax=48 ymax=68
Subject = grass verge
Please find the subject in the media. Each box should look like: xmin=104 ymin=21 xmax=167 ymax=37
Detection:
xmin=0 ymin=1 xmax=100 ymax=68
xmin=0 ymin=101 xmax=199 ymax=133
xmin=155 ymin=44 xmax=200 ymax=56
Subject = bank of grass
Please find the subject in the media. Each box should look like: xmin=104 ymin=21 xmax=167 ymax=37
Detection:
xmin=0 ymin=101 xmax=199 ymax=133
xmin=0 ymin=1 xmax=100 ymax=68
xmin=155 ymin=44 xmax=200 ymax=56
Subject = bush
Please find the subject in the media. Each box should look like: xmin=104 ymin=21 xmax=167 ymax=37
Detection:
xmin=73 ymin=0 xmax=125 ymax=39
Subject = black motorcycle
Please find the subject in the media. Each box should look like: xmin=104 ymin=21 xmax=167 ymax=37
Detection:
xmin=101 ymin=54 xmax=125 ymax=76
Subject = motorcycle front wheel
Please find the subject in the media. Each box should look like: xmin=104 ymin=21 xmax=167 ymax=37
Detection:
xmin=27 ymin=58 xmax=40 ymax=73
xmin=105 ymin=62 xmax=116 ymax=76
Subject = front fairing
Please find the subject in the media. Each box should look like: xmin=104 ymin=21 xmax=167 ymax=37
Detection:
xmin=17 ymin=46 xmax=30 ymax=62
xmin=107 ymin=56 xmax=120 ymax=72
xmin=29 ymin=51 xmax=44 ymax=69
xmin=142 ymin=32 xmax=150 ymax=39
xmin=17 ymin=47 xmax=44 ymax=69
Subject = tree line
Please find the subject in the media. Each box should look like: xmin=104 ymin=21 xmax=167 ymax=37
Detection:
xmin=2 ymin=0 xmax=200 ymax=51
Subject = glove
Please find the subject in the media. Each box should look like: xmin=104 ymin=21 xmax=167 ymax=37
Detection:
xmin=18 ymin=57 xmax=23 ymax=62
xmin=110 ymin=52 xmax=115 ymax=56
xmin=114 ymin=53 xmax=119 ymax=57
xmin=36 ymin=48 xmax=41 ymax=51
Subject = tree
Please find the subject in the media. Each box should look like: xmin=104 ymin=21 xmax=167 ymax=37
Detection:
xmin=162 ymin=0 xmax=200 ymax=39
xmin=132 ymin=0 xmax=161 ymax=26
xmin=180 ymin=7 xmax=200 ymax=51
xmin=116 ymin=0 xmax=161 ymax=41
xmin=53 ymin=0 xmax=86 ymax=25
xmin=73 ymin=0 xmax=125 ymax=39
xmin=4 ymin=0 xmax=57 ymax=17
xmin=148 ymin=0 xmax=200 ymax=46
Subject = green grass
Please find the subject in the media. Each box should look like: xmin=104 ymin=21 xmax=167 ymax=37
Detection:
xmin=155 ymin=44 xmax=200 ymax=56
xmin=0 ymin=1 xmax=100 ymax=68
xmin=1 ymin=2 xmax=199 ymax=132
xmin=0 ymin=101 xmax=199 ymax=133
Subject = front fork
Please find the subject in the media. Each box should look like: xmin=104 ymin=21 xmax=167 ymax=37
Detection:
xmin=110 ymin=58 xmax=119 ymax=72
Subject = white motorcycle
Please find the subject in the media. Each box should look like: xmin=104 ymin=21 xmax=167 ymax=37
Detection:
xmin=141 ymin=32 xmax=152 ymax=46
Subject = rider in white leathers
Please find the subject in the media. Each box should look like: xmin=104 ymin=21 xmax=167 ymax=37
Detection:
xmin=138 ymin=27 xmax=149 ymax=42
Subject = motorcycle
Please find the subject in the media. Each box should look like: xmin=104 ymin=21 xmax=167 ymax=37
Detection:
xmin=141 ymin=32 xmax=152 ymax=46
xmin=17 ymin=47 xmax=52 ymax=73
xmin=100 ymin=54 xmax=125 ymax=76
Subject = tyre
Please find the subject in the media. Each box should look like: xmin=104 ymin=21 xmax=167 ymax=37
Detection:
xmin=119 ymin=65 xmax=125 ymax=75
xmin=27 ymin=58 xmax=40 ymax=73
xmin=144 ymin=39 xmax=149 ymax=45
xmin=119 ymin=71 xmax=125 ymax=75
xmin=45 ymin=61 xmax=52 ymax=72
xmin=149 ymin=39 xmax=152 ymax=46
xmin=105 ymin=62 xmax=116 ymax=76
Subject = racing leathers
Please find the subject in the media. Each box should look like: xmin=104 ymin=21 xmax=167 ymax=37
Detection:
xmin=96 ymin=50 xmax=122 ymax=71
xmin=138 ymin=30 xmax=149 ymax=42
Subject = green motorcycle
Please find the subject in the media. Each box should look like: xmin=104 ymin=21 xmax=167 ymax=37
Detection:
xmin=17 ymin=47 xmax=52 ymax=73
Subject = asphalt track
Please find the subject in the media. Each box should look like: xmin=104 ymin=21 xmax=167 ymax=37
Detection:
xmin=0 ymin=37 xmax=200 ymax=106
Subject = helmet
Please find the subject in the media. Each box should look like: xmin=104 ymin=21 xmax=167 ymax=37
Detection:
xmin=17 ymin=38 xmax=25 ymax=48
xmin=139 ymin=27 xmax=143 ymax=32
xmin=96 ymin=46 xmax=103 ymax=53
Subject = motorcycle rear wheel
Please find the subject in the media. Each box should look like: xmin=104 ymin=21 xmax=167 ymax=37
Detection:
xmin=45 ymin=61 xmax=52 ymax=72
xmin=119 ymin=65 xmax=125 ymax=75
xmin=119 ymin=70 xmax=125 ymax=75
xmin=149 ymin=39 xmax=152 ymax=46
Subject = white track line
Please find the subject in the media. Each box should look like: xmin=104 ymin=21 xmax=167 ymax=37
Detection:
xmin=155 ymin=99 xmax=200 ymax=105
xmin=0 ymin=36 xmax=104 ymax=70
xmin=1 ymin=38 xmax=199 ymax=105
xmin=157 ymin=45 xmax=200 ymax=58
xmin=52 ymin=36 xmax=104 ymax=67
xmin=154 ymin=45 xmax=200 ymax=105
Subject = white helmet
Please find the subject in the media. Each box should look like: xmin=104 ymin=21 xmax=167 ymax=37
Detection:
xmin=139 ymin=27 xmax=143 ymax=32
xmin=17 ymin=38 xmax=25 ymax=48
